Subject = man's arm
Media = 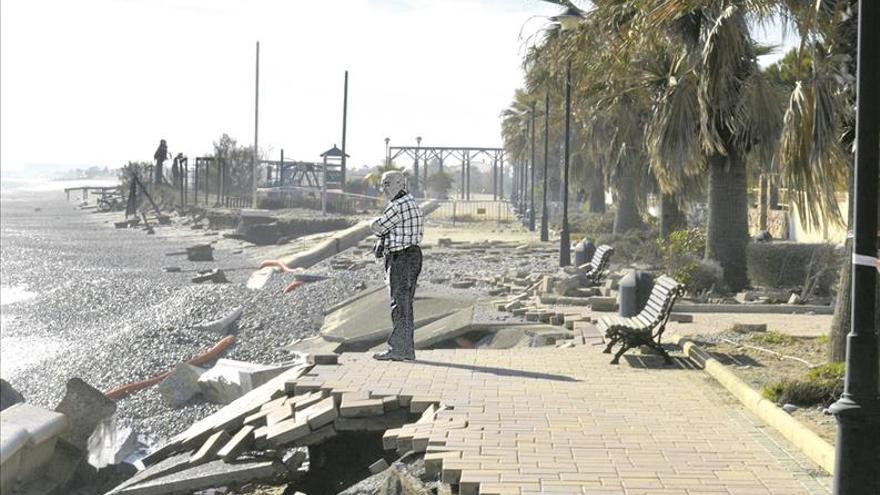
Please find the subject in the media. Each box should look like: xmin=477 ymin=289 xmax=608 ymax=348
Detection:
xmin=371 ymin=202 xmax=399 ymax=236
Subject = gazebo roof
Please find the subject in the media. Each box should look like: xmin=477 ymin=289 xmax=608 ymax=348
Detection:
xmin=320 ymin=145 xmax=350 ymax=158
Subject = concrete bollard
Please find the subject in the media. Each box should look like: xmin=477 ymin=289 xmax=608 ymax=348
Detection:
xmin=618 ymin=270 xmax=654 ymax=317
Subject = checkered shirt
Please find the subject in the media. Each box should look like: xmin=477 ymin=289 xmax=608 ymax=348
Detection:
xmin=371 ymin=192 xmax=424 ymax=252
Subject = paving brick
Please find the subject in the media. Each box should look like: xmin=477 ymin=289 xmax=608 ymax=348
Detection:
xmin=189 ymin=430 xmax=231 ymax=465
xmin=266 ymin=417 xmax=310 ymax=446
xmin=217 ymin=425 xmax=255 ymax=461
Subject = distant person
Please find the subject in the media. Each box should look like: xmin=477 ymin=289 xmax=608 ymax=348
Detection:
xmin=153 ymin=139 xmax=169 ymax=185
xmin=370 ymin=171 xmax=424 ymax=361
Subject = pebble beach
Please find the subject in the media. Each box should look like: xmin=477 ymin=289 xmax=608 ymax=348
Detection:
xmin=0 ymin=180 xmax=558 ymax=445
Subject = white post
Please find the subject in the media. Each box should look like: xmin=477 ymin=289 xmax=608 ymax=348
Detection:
xmin=322 ymin=160 xmax=327 ymax=215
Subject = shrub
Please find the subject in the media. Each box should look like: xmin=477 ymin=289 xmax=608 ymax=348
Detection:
xmin=688 ymin=259 xmax=725 ymax=293
xmin=595 ymin=230 xmax=663 ymax=267
xmin=746 ymin=243 xmax=839 ymax=294
xmin=656 ymin=229 xmax=714 ymax=291
xmin=574 ymin=210 xmax=615 ymax=240
xmin=761 ymin=362 xmax=844 ymax=406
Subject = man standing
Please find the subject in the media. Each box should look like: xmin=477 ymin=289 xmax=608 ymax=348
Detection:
xmin=153 ymin=139 xmax=169 ymax=185
xmin=371 ymin=171 xmax=424 ymax=361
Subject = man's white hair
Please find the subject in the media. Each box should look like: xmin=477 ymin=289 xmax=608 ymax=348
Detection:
xmin=381 ymin=171 xmax=407 ymax=198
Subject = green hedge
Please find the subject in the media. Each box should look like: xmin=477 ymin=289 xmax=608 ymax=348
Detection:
xmin=746 ymin=242 xmax=839 ymax=293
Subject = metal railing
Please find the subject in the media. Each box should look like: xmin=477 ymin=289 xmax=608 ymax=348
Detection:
xmin=430 ymin=200 xmax=513 ymax=224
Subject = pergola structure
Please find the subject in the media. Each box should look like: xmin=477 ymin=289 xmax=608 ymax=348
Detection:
xmin=387 ymin=146 xmax=506 ymax=200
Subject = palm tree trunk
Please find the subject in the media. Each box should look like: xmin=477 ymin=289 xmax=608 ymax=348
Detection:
xmin=829 ymin=168 xmax=854 ymax=361
xmin=589 ymin=164 xmax=605 ymax=213
xmin=613 ymin=165 xmax=645 ymax=234
xmin=705 ymin=149 xmax=750 ymax=291
xmin=759 ymin=173 xmax=769 ymax=231
xmin=769 ymin=175 xmax=779 ymax=209
xmin=660 ymin=193 xmax=687 ymax=237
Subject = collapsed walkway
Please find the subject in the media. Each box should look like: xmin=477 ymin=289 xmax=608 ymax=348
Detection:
xmin=113 ymin=340 xmax=830 ymax=494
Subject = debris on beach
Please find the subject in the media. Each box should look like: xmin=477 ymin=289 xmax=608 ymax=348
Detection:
xmin=192 ymin=268 xmax=229 ymax=284
xmin=0 ymin=379 xmax=25 ymax=411
xmin=0 ymin=378 xmax=137 ymax=495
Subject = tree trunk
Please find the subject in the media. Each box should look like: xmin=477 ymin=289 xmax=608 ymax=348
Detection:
xmin=768 ymin=175 xmax=779 ymax=210
xmin=613 ymin=165 xmax=645 ymax=234
xmin=660 ymin=193 xmax=687 ymax=237
xmin=829 ymin=168 xmax=855 ymax=362
xmin=705 ymin=149 xmax=750 ymax=291
xmin=759 ymin=173 xmax=768 ymax=231
xmin=589 ymin=164 xmax=606 ymax=214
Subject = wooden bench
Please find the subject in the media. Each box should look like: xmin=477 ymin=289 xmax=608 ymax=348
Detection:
xmin=581 ymin=244 xmax=614 ymax=286
xmin=596 ymin=275 xmax=685 ymax=364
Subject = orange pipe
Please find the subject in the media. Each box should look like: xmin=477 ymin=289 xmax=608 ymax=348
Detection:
xmin=104 ymin=335 xmax=237 ymax=400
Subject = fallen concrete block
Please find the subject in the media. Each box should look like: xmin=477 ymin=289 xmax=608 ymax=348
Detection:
xmin=186 ymin=244 xmax=214 ymax=262
xmin=88 ymin=419 xmax=142 ymax=468
xmin=197 ymin=359 xmax=293 ymax=405
xmin=0 ymin=403 xmax=69 ymax=484
xmin=113 ymin=458 xmax=283 ymax=495
xmin=246 ymin=267 xmax=275 ymax=290
xmin=192 ymin=307 xmax=243 ymax=335
xmin=191 ymin=268 xmax=228 ymax=284
xmin=1 ymin=422 xmax=28 ymax=491
xmin=0 ymin=379 xmax=24 ymax=412
xmin=158 ymin=363 xmax=206 ymax=408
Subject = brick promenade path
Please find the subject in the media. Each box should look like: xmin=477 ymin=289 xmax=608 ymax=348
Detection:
xmin=296 ymin=346 xmax=830 ymax=495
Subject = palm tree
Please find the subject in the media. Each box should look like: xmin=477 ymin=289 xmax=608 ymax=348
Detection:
xmin=773 ymin=0 xmax=856 ymax=361
xmin=566 ymin=1 xmax=785 ymax=291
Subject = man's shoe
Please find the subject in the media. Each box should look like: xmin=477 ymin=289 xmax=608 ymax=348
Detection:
xmin=373 ymin=351 xmax=407 ymax=361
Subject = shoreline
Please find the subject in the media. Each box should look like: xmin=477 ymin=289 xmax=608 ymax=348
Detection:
xmin=0 ymin=187 xmax=369 ymax=443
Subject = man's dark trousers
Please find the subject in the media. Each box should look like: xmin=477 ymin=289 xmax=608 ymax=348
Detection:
xmin=385 ymin=245 xmax=422 ymax=358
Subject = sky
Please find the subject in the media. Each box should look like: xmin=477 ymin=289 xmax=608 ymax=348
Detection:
xmin=0 ymin=0 xmax=796 ymax=176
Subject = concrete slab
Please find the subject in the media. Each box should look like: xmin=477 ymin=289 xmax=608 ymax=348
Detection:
xmin=320 ymin=288 xmax=472 ymax=349
xmin=197 ymin=359 xmax=294 ymax=404
xmin=1 ymin=403 xmax=69 ymax=484
xmin=158 ymin=363 xmax=206 ymax=408
xmin=114 ymin=458 xmax=282 ymax=495
xmin=1 ymin=422 xmax=28 ymax=491
xmin=412 ymin=306 xmax=476 ymax=349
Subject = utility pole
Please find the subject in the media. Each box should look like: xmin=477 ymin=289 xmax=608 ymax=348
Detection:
xmin=251 ymin=41 xmax=260 ymax=208
xmin=829 ymin=1 xmax=880 ymax=493
xmin=341 ymin=70 xmax=349 ymax=190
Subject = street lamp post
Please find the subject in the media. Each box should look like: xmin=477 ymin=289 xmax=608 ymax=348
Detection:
xmin=385 ymin=137 xmax=390 ymax=167
xmin=550 ymin=5 xmax=584 ymax=266
xmin=559 ymin=60 xmax=572 ymax=266
xmin=529 ymin=101 xmax=537 ymax=232
xmin=829 ymin=1 xmax=880 ymax=493
xmin=541 ymin=94 xmax=550 ymax=242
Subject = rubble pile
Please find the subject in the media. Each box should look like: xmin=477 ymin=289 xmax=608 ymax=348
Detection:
xmin=104 ymin=354 xmax=459 ymax=495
